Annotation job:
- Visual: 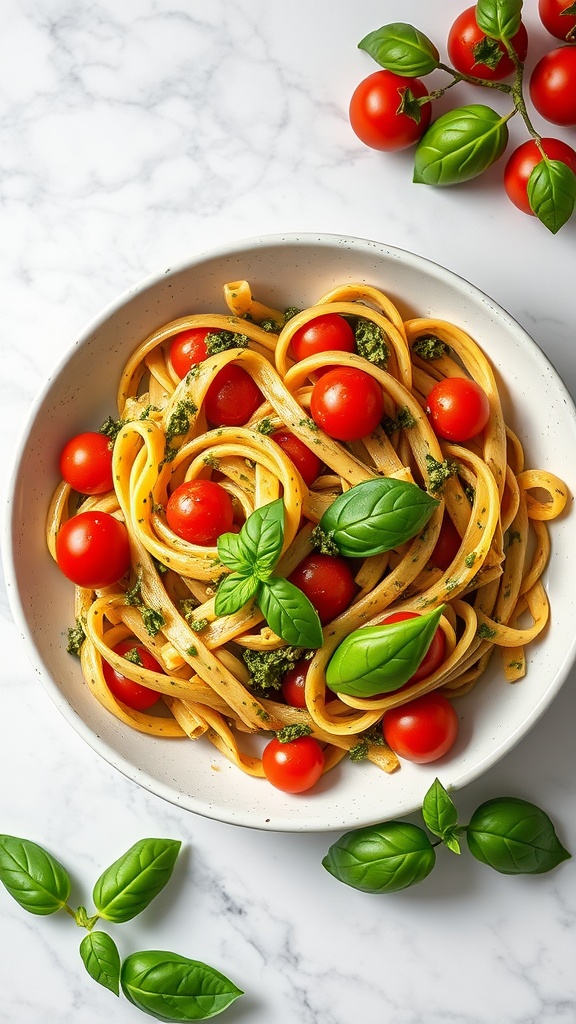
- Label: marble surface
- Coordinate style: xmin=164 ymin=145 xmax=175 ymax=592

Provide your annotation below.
xmin=1 ymin=2 xmax=575 ymax=1022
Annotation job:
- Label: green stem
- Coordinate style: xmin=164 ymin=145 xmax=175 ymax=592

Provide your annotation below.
xmin=436 ymin=61 xmax=514 ymax=95
xmin=502 ymin=37 xmax=545 ymax=155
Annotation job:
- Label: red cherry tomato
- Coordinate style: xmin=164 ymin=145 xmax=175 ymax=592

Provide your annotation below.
xmin=281 ymin=659 xmax=310 ymax=708
xmin=426 ymin=377 xmax=490 ymax=442
xmin=262 ymin=735 xmax=324 ymax=793
xmin=166 ymin=479 xmax=234 ymax=546
xmin=381 ymin=611 xmax=447 ymax=685
xmin=56 ymin=511 xmax=131 ymax=589
xmin=290 ymin=313 xmax=355 ymax=363
xmin=447 ymin=6 xmax=528 ymax=80
xmin=289 ymin=553 xmax=357 ymax=624
xmin=310 ymin=367 xmax=384 ymax=442
xmin=504 ymin=137 xmax=576 ymax=214
xmin=382 ymin=691 xmax=459 ymax=763
xmin=169 ymin=327 xmax=212 ymax=378
xmin=271 ymin=431 xmax=322 ymax=487
xmin=529 ymin=47 xmax=576 ymax=126
xmin=429 ymin=515 xmax=462 ymax=571
xmin=538 ymin=0 xmax=576 ymax=42
xmin=204 ymin=364 xmax=263 ymax=426
xmin=59 ymin=432 xmax=114 ymax=495
xmin=349 ymin=70 xmax=432 ymax=151
xmin=103 ymin=638 xmax=163 ymax=710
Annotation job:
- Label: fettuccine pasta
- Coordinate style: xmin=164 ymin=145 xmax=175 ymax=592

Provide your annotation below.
xmin=47 ymin=279 xmax=569 ymax=782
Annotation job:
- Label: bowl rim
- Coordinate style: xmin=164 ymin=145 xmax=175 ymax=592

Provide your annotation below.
xmin=3 ymin=231 xmax=576 ymax=831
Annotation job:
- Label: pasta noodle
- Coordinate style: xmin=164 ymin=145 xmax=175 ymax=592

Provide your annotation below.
xmin=47 ymin=279 xmax=569 ymax=782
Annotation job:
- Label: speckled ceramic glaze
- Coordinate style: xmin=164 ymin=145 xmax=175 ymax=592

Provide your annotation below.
xmin=5 ymin=234 xmax=576 ymax=831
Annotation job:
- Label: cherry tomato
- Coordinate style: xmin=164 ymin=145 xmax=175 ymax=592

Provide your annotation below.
xmin=349 ymin=70 xmax=432 ymax=151
xmin=447 ymin=6 xmax=528 ymax=80
xmin=204 ymin=364 xmax=263 ymax=426
xmin=429 ymin=515 xmax=462 ymax=571
xmin=281 ymin=659 xmax=310 ymax=708
xmin=529 ymin=47 xmax=576 ymax=126
xmin=166 ymin=479 xmax=234 ymax=545
xmin=382 ymin=691 xmax=459 ymax=764
xmin=103 ymin=638 xmax=163 ymax=710
xmin=426 ymin=377 xmax=490 ymax=442
xmin=59 ymin=431 xmax=113 ymax=495
xmin=310 ymin=367 xmax=384 ymax=442
xmin=169 ymin=327 xmax=212 ymax=378
xmin=381 ymin=611 xmax=447 ymax=685
xmin=262 ymin=735 xmax=324 ymax=793
xmin=504 ymin=137 xmax=576 ymax=214
xmin=289 ymin=553 xmax=356 ymax=624
xmin=290 ymin=313 xmax=355 ymax=363
xmin=538 ymin=0 xmax=576 ymax=42
xmin=272 ymin=431 xmax=322 ymax=487
xmin=56 ymin=511 xmax=131 ymax=589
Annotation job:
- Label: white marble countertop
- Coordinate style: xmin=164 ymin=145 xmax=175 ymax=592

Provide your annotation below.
xmin=1 ymin=2 xmax=575 ymax=1022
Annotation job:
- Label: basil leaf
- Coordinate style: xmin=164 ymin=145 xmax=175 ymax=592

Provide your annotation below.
xmin=422 ymin=778 xmax=460 ymax=850
xmin=326 ymin=605 xmax=444 ymax=697
xmin=413 ymin=105 xmax=509 ymax=185
xmin=0 ymin=835 xmax=70 ymax=916
xmin=317 ymin=477 xmax=438 ymax=558
xmin=323 ymin=821 xmax=436 ymax=893
xmin=475 ymin=0 xmax=523 ymax=41
xmin=121 ymin=950 xmax=243 ymax=1021
xmin=238 ymin=498 xmax=285 ymax=578
xmin=358 ymin=23 xmax=439 ymax=77
xmin=216 ymin=531 xmax=253 ymax=574
xmin=527 ymin=158 xmax=576 ymax=234
xmin=258 ymin=577 xmax=323 ymax=649
xmin=80 ymin=931 xmax=121 ymax=996
xmin=466 ymin=797 xmax=571 ymax=874
xmin=93 ymin=838 xmax=181 ymax=923
xmin=213 ymin=572 xmax=260 ymax=617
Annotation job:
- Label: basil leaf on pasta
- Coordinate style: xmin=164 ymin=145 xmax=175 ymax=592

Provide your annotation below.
xmin=258 ymin=577 xmax=323 ymax=649
xmin=315 ymin=477 xmax=438 ymax=558
xmin=326 ymin=605 xmax=444 ymax=697
xmin=214 ymin=573 xmax=260 ymax=617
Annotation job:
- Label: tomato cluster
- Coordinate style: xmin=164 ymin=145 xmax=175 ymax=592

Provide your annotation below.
xmin=350 ymin=3 xmax=576 ymax=231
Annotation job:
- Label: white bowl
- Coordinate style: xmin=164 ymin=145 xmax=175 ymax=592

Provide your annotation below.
xmin=4 ymin=233 xmax=576 ymax=832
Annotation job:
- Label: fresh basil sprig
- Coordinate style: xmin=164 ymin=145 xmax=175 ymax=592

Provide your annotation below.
xmin=0 ymin=835 xmax=243 ymax=1021
xmin=215 ymin=499 xmax=323 ymax=648
xmin=414 ymin=105 xmax=510 ymax=186
xmin=326 ymin=605 xmax=444 ymax=697
xmin=322 ymin=779 xmax=570 ymax=893
xmin=312 ymin=477 xmax=438 ymax=558
xmin=121 ymin=951 xmax=243 ymax=1021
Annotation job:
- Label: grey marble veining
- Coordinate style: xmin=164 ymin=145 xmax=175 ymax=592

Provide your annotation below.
xmin=1 ymin=2 xmax=575 ymax=1022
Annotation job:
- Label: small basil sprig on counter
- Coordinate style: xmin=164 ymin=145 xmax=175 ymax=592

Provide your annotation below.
xmin=0 ymin=835 xmax=242 ymax=1021
xmin=325 ymin=605 xmax=444 ymax=697
xmin=322 ymin=779 xmax=570 ymax=894
xmin=311 ymin=477 xmax=438 ymax=558
xmin=215 ymin=499 xmax=323 ymax=648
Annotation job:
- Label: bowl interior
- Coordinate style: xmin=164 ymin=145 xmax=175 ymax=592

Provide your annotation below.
xmin=5 ymin=233 xmax=576 ymax=831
